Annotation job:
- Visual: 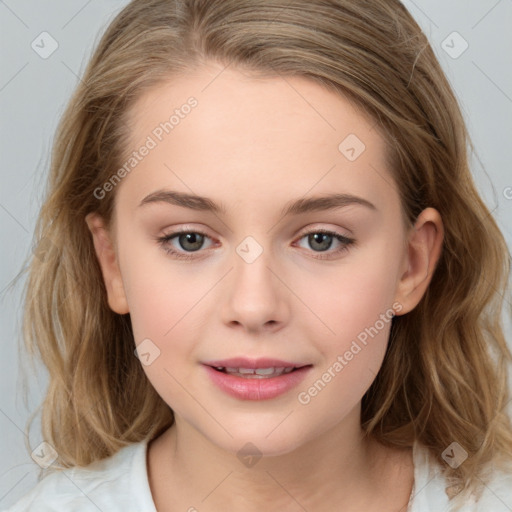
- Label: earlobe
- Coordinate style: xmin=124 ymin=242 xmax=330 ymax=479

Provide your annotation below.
xmin=394 ymin=207 xmax=444 ymax=315
xmin=85 ymin=212 xmax=129 ymax=315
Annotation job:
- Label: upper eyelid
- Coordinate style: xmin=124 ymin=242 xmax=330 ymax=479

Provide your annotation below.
xmin=162 ymin=223 xmax=352 ymax=238
xmin=296 ymin=225 xmax=353 ymax=238
xmin=161 ymin=228 xmax=351 ymax=242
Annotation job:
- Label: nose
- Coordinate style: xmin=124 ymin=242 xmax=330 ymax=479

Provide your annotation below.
xmin=220 ymin=243 xmax=290 ymax=334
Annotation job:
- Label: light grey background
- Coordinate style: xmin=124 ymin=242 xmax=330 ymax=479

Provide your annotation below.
xmin=1 ymin=0 xmax=511 ymax=507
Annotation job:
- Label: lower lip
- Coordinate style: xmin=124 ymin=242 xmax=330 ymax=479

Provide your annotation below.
xmin=203 ymin=365 xmax=312 ymax=400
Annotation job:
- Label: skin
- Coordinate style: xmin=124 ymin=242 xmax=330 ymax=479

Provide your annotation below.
xmin=86 ymin=62 xmax=444 ymax=511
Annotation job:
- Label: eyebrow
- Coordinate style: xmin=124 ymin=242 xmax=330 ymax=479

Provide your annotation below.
xmin=138 ymin=189 xmax=377 ymax=216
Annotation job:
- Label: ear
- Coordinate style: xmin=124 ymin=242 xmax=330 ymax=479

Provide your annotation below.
xmin=394 ymin=207 xmax=444 ymax=315
xmin=85 ymin=212 xmax=129 ymax=314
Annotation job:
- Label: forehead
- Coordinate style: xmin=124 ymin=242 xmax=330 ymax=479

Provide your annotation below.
xmin=118 ymin=63 xmax=396 ymax=213
xmin=127 ymin=63 xmax=380 ymax=150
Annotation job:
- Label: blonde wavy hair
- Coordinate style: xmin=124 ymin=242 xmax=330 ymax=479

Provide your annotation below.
xmin=17 ymin=0 xmax=512 ymax=506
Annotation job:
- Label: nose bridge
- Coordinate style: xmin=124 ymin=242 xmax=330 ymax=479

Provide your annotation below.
xmin=232 ymin=234 xmax=277 ymax=296
xmin=220 ymin=233 xmax=288 ymax=331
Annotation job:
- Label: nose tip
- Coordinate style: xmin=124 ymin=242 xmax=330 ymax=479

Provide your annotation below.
xmin=221 ymin=248 xmax=288 ymax=333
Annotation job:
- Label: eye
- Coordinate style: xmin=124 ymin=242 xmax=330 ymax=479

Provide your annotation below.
xmin=157 ymin=229 xmax=215 ymax=260
xmin=294 ymin=229 xmax=355 ymax=259
xmin=156 ymin=227 xmax=355 ymax=261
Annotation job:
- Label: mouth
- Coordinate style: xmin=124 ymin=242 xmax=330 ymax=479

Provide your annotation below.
xmin=209 ymin=365 xmax=309 ymax=378
xmin=202 ymin=358 xmax=313 ymax=400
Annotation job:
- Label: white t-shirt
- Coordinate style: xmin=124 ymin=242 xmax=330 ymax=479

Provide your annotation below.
xmin=3 ymin=439 xmax=511 ymax=511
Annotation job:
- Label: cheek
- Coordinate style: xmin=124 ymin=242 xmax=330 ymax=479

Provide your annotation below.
xmin=296 ymin=265 xmax=395 ymax=419
xmin=123 ymin=259 xmax=206 ymax=408
xmin=119 ymin=254 xmax=226 ymax=425
xmin=301 ymin=241 xmax=402 ymax=350
xmin=292 ymin=236 xmax=401 ymax=410
xmin=119 ymin=238 xmax=210 ymax=342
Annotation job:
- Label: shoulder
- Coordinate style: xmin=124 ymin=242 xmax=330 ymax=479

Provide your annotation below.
xmin=410 ymin=441 xmax=512 ymax=512
xmin=468 ymin=466 xmax=512 ymax=511
xmin=2 ymin=440 xmax=157 ymax=512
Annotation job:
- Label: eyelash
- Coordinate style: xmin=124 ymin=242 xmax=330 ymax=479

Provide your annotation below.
xmin=156 ymin=228 xmax=355 ymax=261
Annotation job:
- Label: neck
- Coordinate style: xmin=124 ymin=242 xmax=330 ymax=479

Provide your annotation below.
xmin=147 ymin=404 xmax=413 ymax=511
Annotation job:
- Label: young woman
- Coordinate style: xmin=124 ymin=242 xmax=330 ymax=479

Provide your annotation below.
xmin=6 ymin=1 xmax=512 ymax=510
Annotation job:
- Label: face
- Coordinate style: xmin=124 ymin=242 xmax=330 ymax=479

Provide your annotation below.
xmin=87 ymin=62 xmax=442 ymax=457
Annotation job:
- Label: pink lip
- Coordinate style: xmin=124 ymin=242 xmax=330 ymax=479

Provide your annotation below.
xmin=202 ymin=359 xmax=312 ymax=401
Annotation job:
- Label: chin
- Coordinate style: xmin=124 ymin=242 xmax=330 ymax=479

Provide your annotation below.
xmin=202 ymin=419 xmax=311 ymax=460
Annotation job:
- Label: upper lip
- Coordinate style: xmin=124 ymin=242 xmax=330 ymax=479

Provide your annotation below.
xmin=203 ymin=357 xmax=309 ymax=369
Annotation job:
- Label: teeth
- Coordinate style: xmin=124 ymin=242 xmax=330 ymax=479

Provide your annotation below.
xmin=216 ymin=366 xmax=295 ymax=377
xmin=238 ymin=368 xmax=255 ymax=374
xmin=255 ymin=367 xmax=279 ymax=375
